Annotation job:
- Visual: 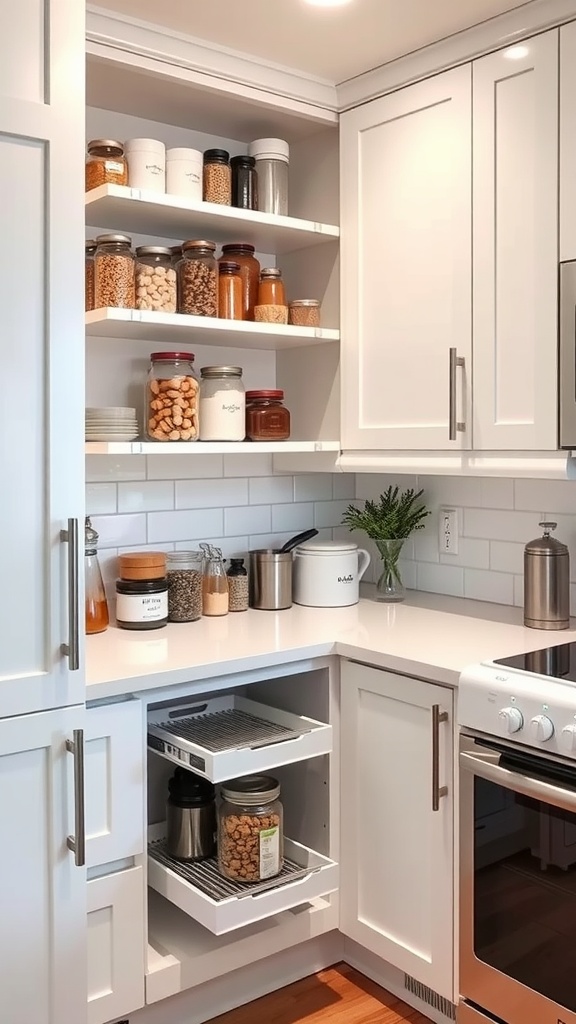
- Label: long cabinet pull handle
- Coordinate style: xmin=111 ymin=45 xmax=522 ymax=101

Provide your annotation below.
xmin=66 ymin=729 xmax=86 ymax=867
xmin=60 ymin=518 xmax=80 ymax=671
xmin=448 ymin=348 xmax=465 ymax=441
xmin=432 ymin=704 xmax=449 ymax=812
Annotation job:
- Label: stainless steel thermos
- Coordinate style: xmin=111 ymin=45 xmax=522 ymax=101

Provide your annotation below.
xmin=166 ymin=767 xmax=216 ymax=861
xmin=524 ymin=521 xmax=570 ymax=630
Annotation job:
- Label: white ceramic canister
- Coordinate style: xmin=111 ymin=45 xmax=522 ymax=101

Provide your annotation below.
xmin=166 ymin=147 xmax=203 ymax=201
xmin=125 ymin=138 xmax=166 ymax=193
xmin=199 ymin=366 xmax=245 ymax=441
xmin=293 ymin=541 xmax=371 ymax=608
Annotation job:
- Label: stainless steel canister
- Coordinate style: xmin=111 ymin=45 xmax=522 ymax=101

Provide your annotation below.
xmin=166 ymin=768 xmax=216 ymax=862
xmin=249 ymin=550 xmax=292 ymax=610
xmin=524 ymin=521 xmax=570 ymax=630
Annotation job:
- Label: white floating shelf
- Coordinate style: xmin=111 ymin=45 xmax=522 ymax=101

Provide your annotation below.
xmin=85 ymin=184 xmax=339 ymax=254
xmin=85 ymin=440 xmax=340 ymax=455
xmin=86 ymin=308 xmax=339 ymax=351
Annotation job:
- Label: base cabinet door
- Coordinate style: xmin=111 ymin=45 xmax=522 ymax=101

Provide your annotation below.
xmin=340 ymin=662 xmax=454 ymax=1001
xmin=87 ymin=866 xmax=146 ymax=1024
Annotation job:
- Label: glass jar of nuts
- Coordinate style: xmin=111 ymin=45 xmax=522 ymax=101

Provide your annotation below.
xmin=94 ymin=233 xmax=135 ymax=309
xmin=218 ymin=775 xmax=283 ymax=881
xmin=203 ymin=148 xmax=231 ymax=205
xmin=177 ymin=240 xmax=218 ymax=317
xmin=135 ymin=246 xmax=177 ymax=313
xmin=146 ymin=351 xmax=199 ymax=442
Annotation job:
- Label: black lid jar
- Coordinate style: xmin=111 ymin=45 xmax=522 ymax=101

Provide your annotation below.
xmin=203 ymin=148 xmax=231 ymax=205
xmin=115 ymin=578 xmax=168 ymax=630
xmin=231 ymin=154 xmax=258 ymax=211
xmin=166 ymin=768 xmax=216 ymax=862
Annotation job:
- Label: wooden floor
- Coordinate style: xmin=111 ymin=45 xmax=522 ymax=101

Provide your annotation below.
xmin=206 ymin=964 xmax=432 ymax=1024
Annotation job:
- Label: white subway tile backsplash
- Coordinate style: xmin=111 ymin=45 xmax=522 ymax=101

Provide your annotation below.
xmin=86 ymin=455 xmax=146 ymax=483
xmin=314 ymin=500 xmax=351 ymax=530
xmin=175 ymin=536 xmax=248 ymax=559
xmin=490 ymin=541 xmax=525 ymax=575
xmin=176 ymin=477 xmax=248 ymax=510
xmin=417 ymin=562 xmax=464 ymax=598
xmin=294 ymin=474 xmax=333 ymax=502
xmin=540 ymin=514 xmax=576 ymax=582
xmin=356 ymin=475 xmax=418 ymax=501
xmin=118 ymin=481 xmax=174 ymax=513
xmin=226 ymin=504 xmax=271 ymax=537
xmin=514 ymin=575 xmax=524 ymax=608
xmin=463 ymin=508 xmax=536 ymax=543
xmin=148 ymin=509 xmax=224 ymax=543
xmin=91 ymin=513 xmax=147 ymax=548
xmin=440 ymin=538 xmax=490 ymax=570
xmin=515 ymin=478 xmax=576 ymax=514
xmin=464 ymin=569 xmax=515 ymax=606
xmin=333 ymin=474 xmax=356 ymax=500
xmin=147 ymin=454 xmax=223 ymax=480
xmin=224 ymin=454 xmax=273 ymax=477
xmin=420 ymin=475 xmax=514 ymax=510
xmin=272 ymin=503 xmax=314 ymax=533
xmin=413 ymin=521 xmax=440 ymax=564
xmin=86 ymin=482 xmax=117 ymax=515
xmin=249 ymin=476 xmax=293 ymax=505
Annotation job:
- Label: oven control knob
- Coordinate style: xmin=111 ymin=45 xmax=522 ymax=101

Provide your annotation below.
xmin=498 ymin=707 xmax=524 ymax=733
xmin=530 ymin=715 xmax=554 ymax=741
xmin=561 ymin=725 xmax=576 ymax=752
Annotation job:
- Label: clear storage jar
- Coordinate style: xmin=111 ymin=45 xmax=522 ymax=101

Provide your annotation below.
xmin=218 ymin=775 xmax=283 ymax=881
xmin=135 ymin=246 xmax=177 ymax=312
xmin=203 ymin=149 xmax=231 ymax=205
xmin=199 ymin=366 xmax=245 ymax=442
xmin=245 ymin=390 xmax=290 ymax=441
xmin=218 ymin=261 xmax=243 ymax=321
xmin=248 ymin=138 xmax=289 ymax=216
xmin=146 ymin=351 xmax=199 ymax=442
xmin=167 ymin=551 xmax=203 ymax=622
xmin=85 ymin=139 xmax=128 ymax=192
xmin=177 ymin=240 xmax=218 ymax=317
xmin=219 ymin=244 xmax=260 ymax=320
xmin=125 ymin=138 xmax=166 ymax=193
xmin=94 ymin=234 xmax=135 ymax=309
xmin=255 ymin=267 xmax=288 ymax=324
xmin=289 ymin=299 xmax=321 ymax=328
xmin=85 ymin=239 xmax=96 ymax=311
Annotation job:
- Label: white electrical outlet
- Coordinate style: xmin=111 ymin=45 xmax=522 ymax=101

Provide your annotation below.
xmin=439 ymin=507 xmax=459 ymax=555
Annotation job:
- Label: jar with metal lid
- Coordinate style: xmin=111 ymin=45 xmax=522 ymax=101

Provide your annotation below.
xmin=167 ymin=551 xmax=203 ymax=622
xmin=219 ymin=244 xmax=260 ymax=320
xmin=85 ymin=517 xmax=109 ymax=634
xmin=289 ymin=299 xmax=321 ymax=328
xmin=524 ymin=522 xmax=570 ymax=630
xmin=85 ymin=139 xmax=128 ymax=192
xmin=135 ymin=246 xmax=177 ymax=313
xmin=203 ymin=148 xmax=231 ymax=205
xmin=146 ymin=351 xmax=199 ymax=442
xmin=116 ymin=552 xmax=168 ymax=630
xmin=218 ymin=775 xmax=283 ymax=881
xmin=231 ymin=154 xmax=258 ymax=210
xmin=177 ymin=240 xmax=218 ymax=317
xmin=94 ymin=233 xmax=135 ymax=309
xmin=255 ymin=267 xmax=288 ymax=324
xmin=248 ymin=138 xmax=289 ymax=216
xmin=85 ymin=239 xmax=96 ymax=311
xmin=218 ymin=261 xmax=243 ymax=321
xmin=246 ymin=390 xmax=290 ymax=441
xmin=199 ymin=366 xmax=245 ymax=442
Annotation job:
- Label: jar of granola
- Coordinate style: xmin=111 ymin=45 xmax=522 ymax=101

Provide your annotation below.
xmin=85 ymin=139 xmax=128 ymax=192
xmin=94 ymin=234 xmax=135 ymax=309
xmin=177 ymin=241 xmax=218 ymax=317
xmin=218 ymin=776 xmax=283 ymax=881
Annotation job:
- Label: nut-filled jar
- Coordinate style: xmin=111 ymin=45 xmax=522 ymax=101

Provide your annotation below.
xmin=203 ymin=148 xmax=231 ymax=205
xmin=289 ymin=299 xmax=321 ymax=328
xmin=85 ymin=139 xmax=128 ymax=192
xmin=116 ymin=552 xmax=168 ymax=631
xmin=246 ymin=390 xmax=291 ymax=441
xmin=218 ymin=261 xmax=243 ymax=320
xmin=85 ymin=239 xmax=96 ymax=311
xmin=135 ymin=246 xmax=177 ymax=312
xmin=177 ymin=240 xmax=218 ymax=317
xmin=167 ymin=551 xmax=203 ymax=622
xmin=219 ymin=244 xmax=260 ymax=320
xmin=231 ymin=154 xmax=258 ymax=210
xmin=94 ymin=233 xmax=135 ymax=309
xmin=146 ymin=351 xmax=199 ymax=442
xmin=218 ymin=775 xmax=283 ymax=881
xmin=199 ymin=366 xmax=245 ymax=442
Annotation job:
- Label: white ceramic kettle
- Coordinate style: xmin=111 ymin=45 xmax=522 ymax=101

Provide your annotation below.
xmin=293 ymin=540 xmax=371 ymax=608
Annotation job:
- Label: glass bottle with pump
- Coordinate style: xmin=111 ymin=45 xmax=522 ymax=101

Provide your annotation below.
xmin=85 ymin=516 xmax=109 ymax=634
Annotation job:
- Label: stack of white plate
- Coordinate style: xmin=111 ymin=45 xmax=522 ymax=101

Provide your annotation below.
xmin=85 ymin=407 xmax=139 ymax=442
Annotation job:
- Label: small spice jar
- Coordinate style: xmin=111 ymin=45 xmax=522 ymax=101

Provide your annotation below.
xmin=227 ymin=558 xmax=249 ymax=612
xmin=85 ymin=139 xmax=128 ymax=192
xmin=94 ymin=234 xmax=135 ymax=309
xmin=199 ymin=366 xmax=245 ymax=442
xmin=218 ymin=261 xmax=243 ymax=320
xmin=246 ymin=389 xmax=291 ymax=441
xmin=231 ymin=154 xmax=258 ymax=210
xmin=85 ymin=239 xmax=96 ymax=311
xmin=203 ymin=149 xmax=231 ymax=205
xmin=218 ymin=775 xmax=283 ymax=881
xmin=116 ymin=552 xmax=168 ymax=631
xmin=167 ymin=551 xmax=203 ymax=622
xmin=135 ymin=246 xmax=177 ymax=313
xmin=177 ymin=240 xmax=218 ymax=317
xmin=289 ymin=299 xmax=321 ymax=328
xmin=146 ymin=351 xmax=199 ymax=442
xmin=219 ymin=244 xmax=260 ymax=320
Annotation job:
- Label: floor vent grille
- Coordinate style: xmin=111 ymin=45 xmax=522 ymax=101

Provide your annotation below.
xmin=404 ymin=975 xmax=456 ymax=1020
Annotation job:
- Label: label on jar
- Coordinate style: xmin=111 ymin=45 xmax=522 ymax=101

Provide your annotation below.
xmin=104 ymin=160 xmax=125 ymax=174
xmin=116 ymin=590 xmax=168 ymax=623
xmin=259 ymin=826 xmax=280 ymax=879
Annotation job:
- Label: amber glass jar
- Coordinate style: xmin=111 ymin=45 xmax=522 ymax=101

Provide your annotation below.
xmin=85 ymin=140 xmax=128 ymax=192
xmin=219 ymin=244 xmax=260 ymax=320
xmin=218 ymin=261 xmax=243 ymax=320
xmin=246 ymin=389 xmax=290 ymax=441
xmin=258 ymin=268 xmax=286 ymax=307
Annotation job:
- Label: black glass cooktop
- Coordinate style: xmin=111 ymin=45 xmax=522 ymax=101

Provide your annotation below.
xmin=495 ymin=642 xmax=576 ymax=680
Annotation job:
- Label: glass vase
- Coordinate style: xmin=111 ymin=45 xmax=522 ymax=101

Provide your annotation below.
xmin=375 ymin=539 xmax=406 ymax=602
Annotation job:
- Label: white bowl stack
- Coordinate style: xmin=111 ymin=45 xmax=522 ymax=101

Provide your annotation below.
xmin=85 ymin=407 xmax=139 ymax=442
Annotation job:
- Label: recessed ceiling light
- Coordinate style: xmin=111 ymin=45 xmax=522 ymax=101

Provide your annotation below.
xmin=503 ymin=44 xmax=530 ymax=60
xmin=303 ymin=0 xmax=355 ymax=7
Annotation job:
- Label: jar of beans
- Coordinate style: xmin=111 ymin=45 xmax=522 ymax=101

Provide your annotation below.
xmin=135 ymin=246 xmax=177 ymax=313
xmin=218 ymin=775 xmax=283 ymax=881
xmin=85 ymin=139 xmax=128 ymax=192
xmin=94 ymin=234 xmax=135 ymax=309
xmin=203 ymin=148 xmax=231 ymax=205
xmin=146 ymin=351 xmax=199 ymax=442
xmin=85 ymin=239 xmax=96 ymax=311
xmin=167 ymin=551 xmax=203 ymax=622
xmin=289 ymin=299 xmax=321 ymax=328
xmin=177 ymin=240 xmax=218 ymax=317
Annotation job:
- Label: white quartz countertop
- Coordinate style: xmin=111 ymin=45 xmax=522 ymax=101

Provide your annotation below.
xmin=86 ymin=590 xmax=576 ymax=700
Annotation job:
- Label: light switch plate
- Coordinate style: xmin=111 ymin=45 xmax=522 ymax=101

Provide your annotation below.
xmin=439 ymin=507 xmax=459 ymax=555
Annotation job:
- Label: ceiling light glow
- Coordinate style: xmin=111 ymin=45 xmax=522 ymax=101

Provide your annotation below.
xmin=504 ymin=44 xmax=530 ymax=60
xmin=303 ymin=0 xmax=355 ymax=7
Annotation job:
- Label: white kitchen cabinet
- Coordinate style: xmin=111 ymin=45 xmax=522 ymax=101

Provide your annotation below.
xmin=87 ymin=866 xmax=146 ymax=1024
xmin=0 ymin=707 xmax=86 ymax=1024
xmin=339 ymin=661 xmax=454 ymax=1001
xmin=0 ymin=0 xmax=85 ymax=718
xmin=473 ymin=30 xmax=558 ymax=451
xmin=340 ymin=66 xmax=472 ymax=451
xmin=560 ymin=22 xmax=576 ymax=262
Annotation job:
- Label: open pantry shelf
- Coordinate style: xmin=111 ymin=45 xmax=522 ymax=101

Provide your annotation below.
xmin=85 ymin=440 xmax=340 ymax=455
xmin=147 ymin=825 xmax=338 ymax=935
xmin=86 ymin=308 xmax=339 ymax=350
xmin=147 ymin=695 xmax=332 ymax=782
xmin=85 ymin=184 xmax=340 ymax=254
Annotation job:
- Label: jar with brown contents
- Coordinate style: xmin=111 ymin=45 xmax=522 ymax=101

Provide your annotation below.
xmin=289 ymin=299 xmax=321 ymax=328
xmin=85 ymin=139 xmax=128 ymax=192
xmin=219 ymin=244 xmax=260 ymax=320
xmin=94 ymin=234 xmax=135 ymax=309
xmin=203 ymin=149 xmax=231 ymax=205
xmin=218 ymin=261 xmax=243 ymax=320
xmin=218 ymin=775 xmax=283 ymax=881
xmin=146 ymin=351 xmax=199 ymax=442
xmin=177 ymin=240 xmax=218 ymax=317
xmin=85 ymin=239 xmax=96 ymax=311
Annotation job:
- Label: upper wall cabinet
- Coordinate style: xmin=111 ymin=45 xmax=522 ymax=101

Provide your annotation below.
xmin=560 ymin=22 xmax=576 ymax=262
xmin=473 ymin=30 xmax=558 ymax=451
xmin=340 ymin=66 xmax=472 ymax=451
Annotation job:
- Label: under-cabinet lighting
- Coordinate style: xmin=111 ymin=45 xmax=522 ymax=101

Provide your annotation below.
xmin=503 ymin=44 xmax=530 ymax=60
xmin=303 ymin=0 xmax=354 ymax=6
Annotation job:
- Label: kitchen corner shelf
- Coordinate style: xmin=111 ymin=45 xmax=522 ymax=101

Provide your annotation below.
xmin=85 ymin=184 xmax=340 ymax=254
xmin=85 ymin=440 xmax=340 ymax=455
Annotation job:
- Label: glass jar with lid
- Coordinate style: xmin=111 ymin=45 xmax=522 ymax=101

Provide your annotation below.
xmin=85 ymin=517 xmax=109 ymax=634
xmin=255 ymin=267 xmax=288 ymax=323
xmin=85 ymin=139 xmax=128 ymax=192
xmin=201 ymin=544 xmax=229 ymax=616
xmin=177 ymin=240 xmax=218 ymax=317
xmin=231 ymin=155 xmax=258 ymax=210
xmin=167 ymin=551 xmax=203 ymax=622
xmin=146 ymin=351 xmax=199 ymax=442
xmin=199 ymin=366 xmax=245 ymax=442
xmin=218 ymin=261 xmax=243 ymax=321
xmin=218 ymin=775 xmax=283 ymax=881
xmin=219 ymin=244 xmax=260 ymax=320
xmin=248 ymin=138 xmax=289 ymax=216
xmin=94 ymin=234 xmax=135 ymax=309
xmin=85 ymin=239 xmax=96 ymax=311
xmin=203 ymin=149 xmax=231 ymax=205
xmin=135 ymin=246 xmax=177 ymax=313
xmin=246 ymin=390 xmax=291 ymax=441
xmin=289 ymin=299 xmax=321 ymax=328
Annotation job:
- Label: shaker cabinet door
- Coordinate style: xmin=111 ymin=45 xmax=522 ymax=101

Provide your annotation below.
xmin=340 ymin=65 xmax=472 ymax=451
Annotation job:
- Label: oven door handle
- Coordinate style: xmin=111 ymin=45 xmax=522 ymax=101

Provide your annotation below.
xmin=460 ymin=749 xmax=576 ymax=815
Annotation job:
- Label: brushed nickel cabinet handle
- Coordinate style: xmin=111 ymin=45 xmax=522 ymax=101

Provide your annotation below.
xmin=448 ymin=348 xmax=465 ymax=441
xmin=432 ymin=704 xmax=449 ymax=811
xmin=66 ymin=729 xmax=85 ymax=867
xmin=60 ymin=518 xmax=80 ymax=671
